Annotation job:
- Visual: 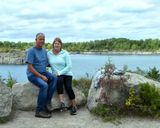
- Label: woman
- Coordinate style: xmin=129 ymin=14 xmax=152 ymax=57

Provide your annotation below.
xmin=47 ymin=37 xmax=77 ymax=115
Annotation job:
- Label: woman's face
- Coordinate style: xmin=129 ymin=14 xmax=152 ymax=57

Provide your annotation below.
xmin=53 ymin=41 xmax=61 ymax=51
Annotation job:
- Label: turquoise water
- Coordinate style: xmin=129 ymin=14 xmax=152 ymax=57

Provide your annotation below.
xmin=0 ymin=54 xmax=160 ymax=82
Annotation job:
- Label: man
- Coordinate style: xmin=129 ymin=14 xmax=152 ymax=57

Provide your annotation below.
xmin=26 ymin=33 xmax=57 ymax=118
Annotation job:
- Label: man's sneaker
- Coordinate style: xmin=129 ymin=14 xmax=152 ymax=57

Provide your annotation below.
xmin=46 ymin=103 xmax=54 ymax=112
xmin=60 ymin=102 xmax=66 ymax=112
xmin=70 ymin=106 xmax=77 ymax=115
xmin=35 ymin=111 xmax=51 ymax=118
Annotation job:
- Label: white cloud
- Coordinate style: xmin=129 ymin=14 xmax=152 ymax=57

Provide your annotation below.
xmin=0 ymin=0 xmax=160 ymax=43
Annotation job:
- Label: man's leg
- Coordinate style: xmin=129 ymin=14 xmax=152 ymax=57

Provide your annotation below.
xmin=42 ymin=72 xmax=57 ymax=105
xmin=28 ymin=76 xmax=48 ymax=112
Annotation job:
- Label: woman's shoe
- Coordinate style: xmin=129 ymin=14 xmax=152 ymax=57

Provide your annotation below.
xmin=70 ymin=106 xmax=77 ymax=115
xmin=60 ymin=102 xmax=66 ymax=112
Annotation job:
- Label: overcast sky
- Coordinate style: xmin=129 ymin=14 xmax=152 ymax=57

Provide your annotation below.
xmin=0 ymin=0 xmax=160 ymax=43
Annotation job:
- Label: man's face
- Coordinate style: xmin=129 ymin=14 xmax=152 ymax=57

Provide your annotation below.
xmin=35 ymin=36 xmax=45 ymax=48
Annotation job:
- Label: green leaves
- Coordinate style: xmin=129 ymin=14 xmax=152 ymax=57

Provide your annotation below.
xmin=6 ymin=72 xmax=16 ymax=88
xmin=147 ymin=67 xmax=160 ymax=80
xmin=0 ymin=72 xmax=16 ymax=88
xmin=125 ymin=83 xmax=160 ymax=117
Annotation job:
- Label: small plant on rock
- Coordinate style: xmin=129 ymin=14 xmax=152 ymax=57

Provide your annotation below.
xmin=6 ymin=72 xmax=16 ymax=88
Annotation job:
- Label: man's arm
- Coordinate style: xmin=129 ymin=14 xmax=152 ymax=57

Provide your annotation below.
xmin=28 ymin=64 xmax=48 ymax=81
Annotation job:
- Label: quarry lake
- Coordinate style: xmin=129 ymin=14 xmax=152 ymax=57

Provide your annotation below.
xmin=0 ymin=54 xmax=160 ymax=82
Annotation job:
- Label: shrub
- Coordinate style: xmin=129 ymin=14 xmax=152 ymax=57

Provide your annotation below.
xmin=72 ymin=77 xmax=91 ymax=97
xmin=102 ymin=58 xmax=116 ymax=78
xmin=91 ymin=104 xmax=121 ymax=123
xmin=125 ymin=87 xmax=137 ymax=108
xmin=147 ymin=67 xmax=160 ymax=81
xmin=0 ymin=117 xmax=10 ymax=124
xmin=125 ymin=83 xmax=160 ymax=117
xmin=139 ymin=83 xmax=160 ymax=113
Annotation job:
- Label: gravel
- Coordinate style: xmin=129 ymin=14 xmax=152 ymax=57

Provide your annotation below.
xmin=1 ymin=107 xmax=160 ymax=128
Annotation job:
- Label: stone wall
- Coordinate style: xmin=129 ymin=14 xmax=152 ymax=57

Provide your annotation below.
xmin=0 ymin=52 xmax=25 ymax=64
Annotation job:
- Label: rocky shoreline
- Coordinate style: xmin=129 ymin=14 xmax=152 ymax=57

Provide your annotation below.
xmin=0 ymin=51 xmax=26 ymax=64
xmin=0 ymin=51 xmax=159 ymax=64
xmin=70 ymin=51 xmax=160 ymax=55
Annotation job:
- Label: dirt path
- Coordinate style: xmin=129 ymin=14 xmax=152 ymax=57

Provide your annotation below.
xmin=1 ymin=107 xmax=160 ymax=128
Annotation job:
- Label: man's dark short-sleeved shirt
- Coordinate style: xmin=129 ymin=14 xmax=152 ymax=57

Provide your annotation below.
xmin=26 ymin=47 xmax=48 ymax=77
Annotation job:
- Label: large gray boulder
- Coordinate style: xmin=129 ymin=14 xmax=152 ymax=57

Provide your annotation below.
xmin=87 ymin=71 xmax=160 ymax=110
xmin=12 ymin=82 xmax=86 ymax=110
xmin=0 ymin=82 xmax=13 ymax=118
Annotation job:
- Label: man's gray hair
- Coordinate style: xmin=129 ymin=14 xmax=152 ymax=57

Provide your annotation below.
xmin=36 ymin=32 xmax=45 ymax=39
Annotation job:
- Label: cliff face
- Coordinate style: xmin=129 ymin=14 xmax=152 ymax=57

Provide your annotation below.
xmin=0 ymin=52 xmax=26 ymax=64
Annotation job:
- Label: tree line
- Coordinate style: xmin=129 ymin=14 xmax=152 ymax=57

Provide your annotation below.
xmin=0 ymin=38 xmax=160 ymax=52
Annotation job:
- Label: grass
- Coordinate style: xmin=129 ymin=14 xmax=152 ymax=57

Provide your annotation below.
xmin=0 ymin=72 xmax=17 ymax=88
xmin=72 ymin=77 xmax=92 ymax=97
xmin=0 ymin=117 xmax=10 ymax=124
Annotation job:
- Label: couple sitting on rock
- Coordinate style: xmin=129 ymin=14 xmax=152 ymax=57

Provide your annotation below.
xmin=26 ymin=33 xmax=77 ymax=118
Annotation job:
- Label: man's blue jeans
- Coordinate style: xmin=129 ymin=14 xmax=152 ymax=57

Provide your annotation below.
xmin=28 ymin=72 xmax=57 ymax=112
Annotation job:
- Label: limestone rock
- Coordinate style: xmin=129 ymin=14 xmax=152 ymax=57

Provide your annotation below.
xmin=0 ymin=82 xmax=13 ymax=118
xmin=87 ymin=71 xmax=160 ymax=110
xmin=12 ymin=82 xmax=86 ymax=110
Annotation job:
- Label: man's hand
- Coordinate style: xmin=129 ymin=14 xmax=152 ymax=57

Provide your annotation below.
xmin=40 ymin=75 xmax=48 ymax=81
xmin=28 ymin=64 xmax=48 ymax=82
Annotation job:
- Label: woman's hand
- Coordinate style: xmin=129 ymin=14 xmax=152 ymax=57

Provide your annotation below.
xmin=56 ymin=72 xmax=61 ymax=76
